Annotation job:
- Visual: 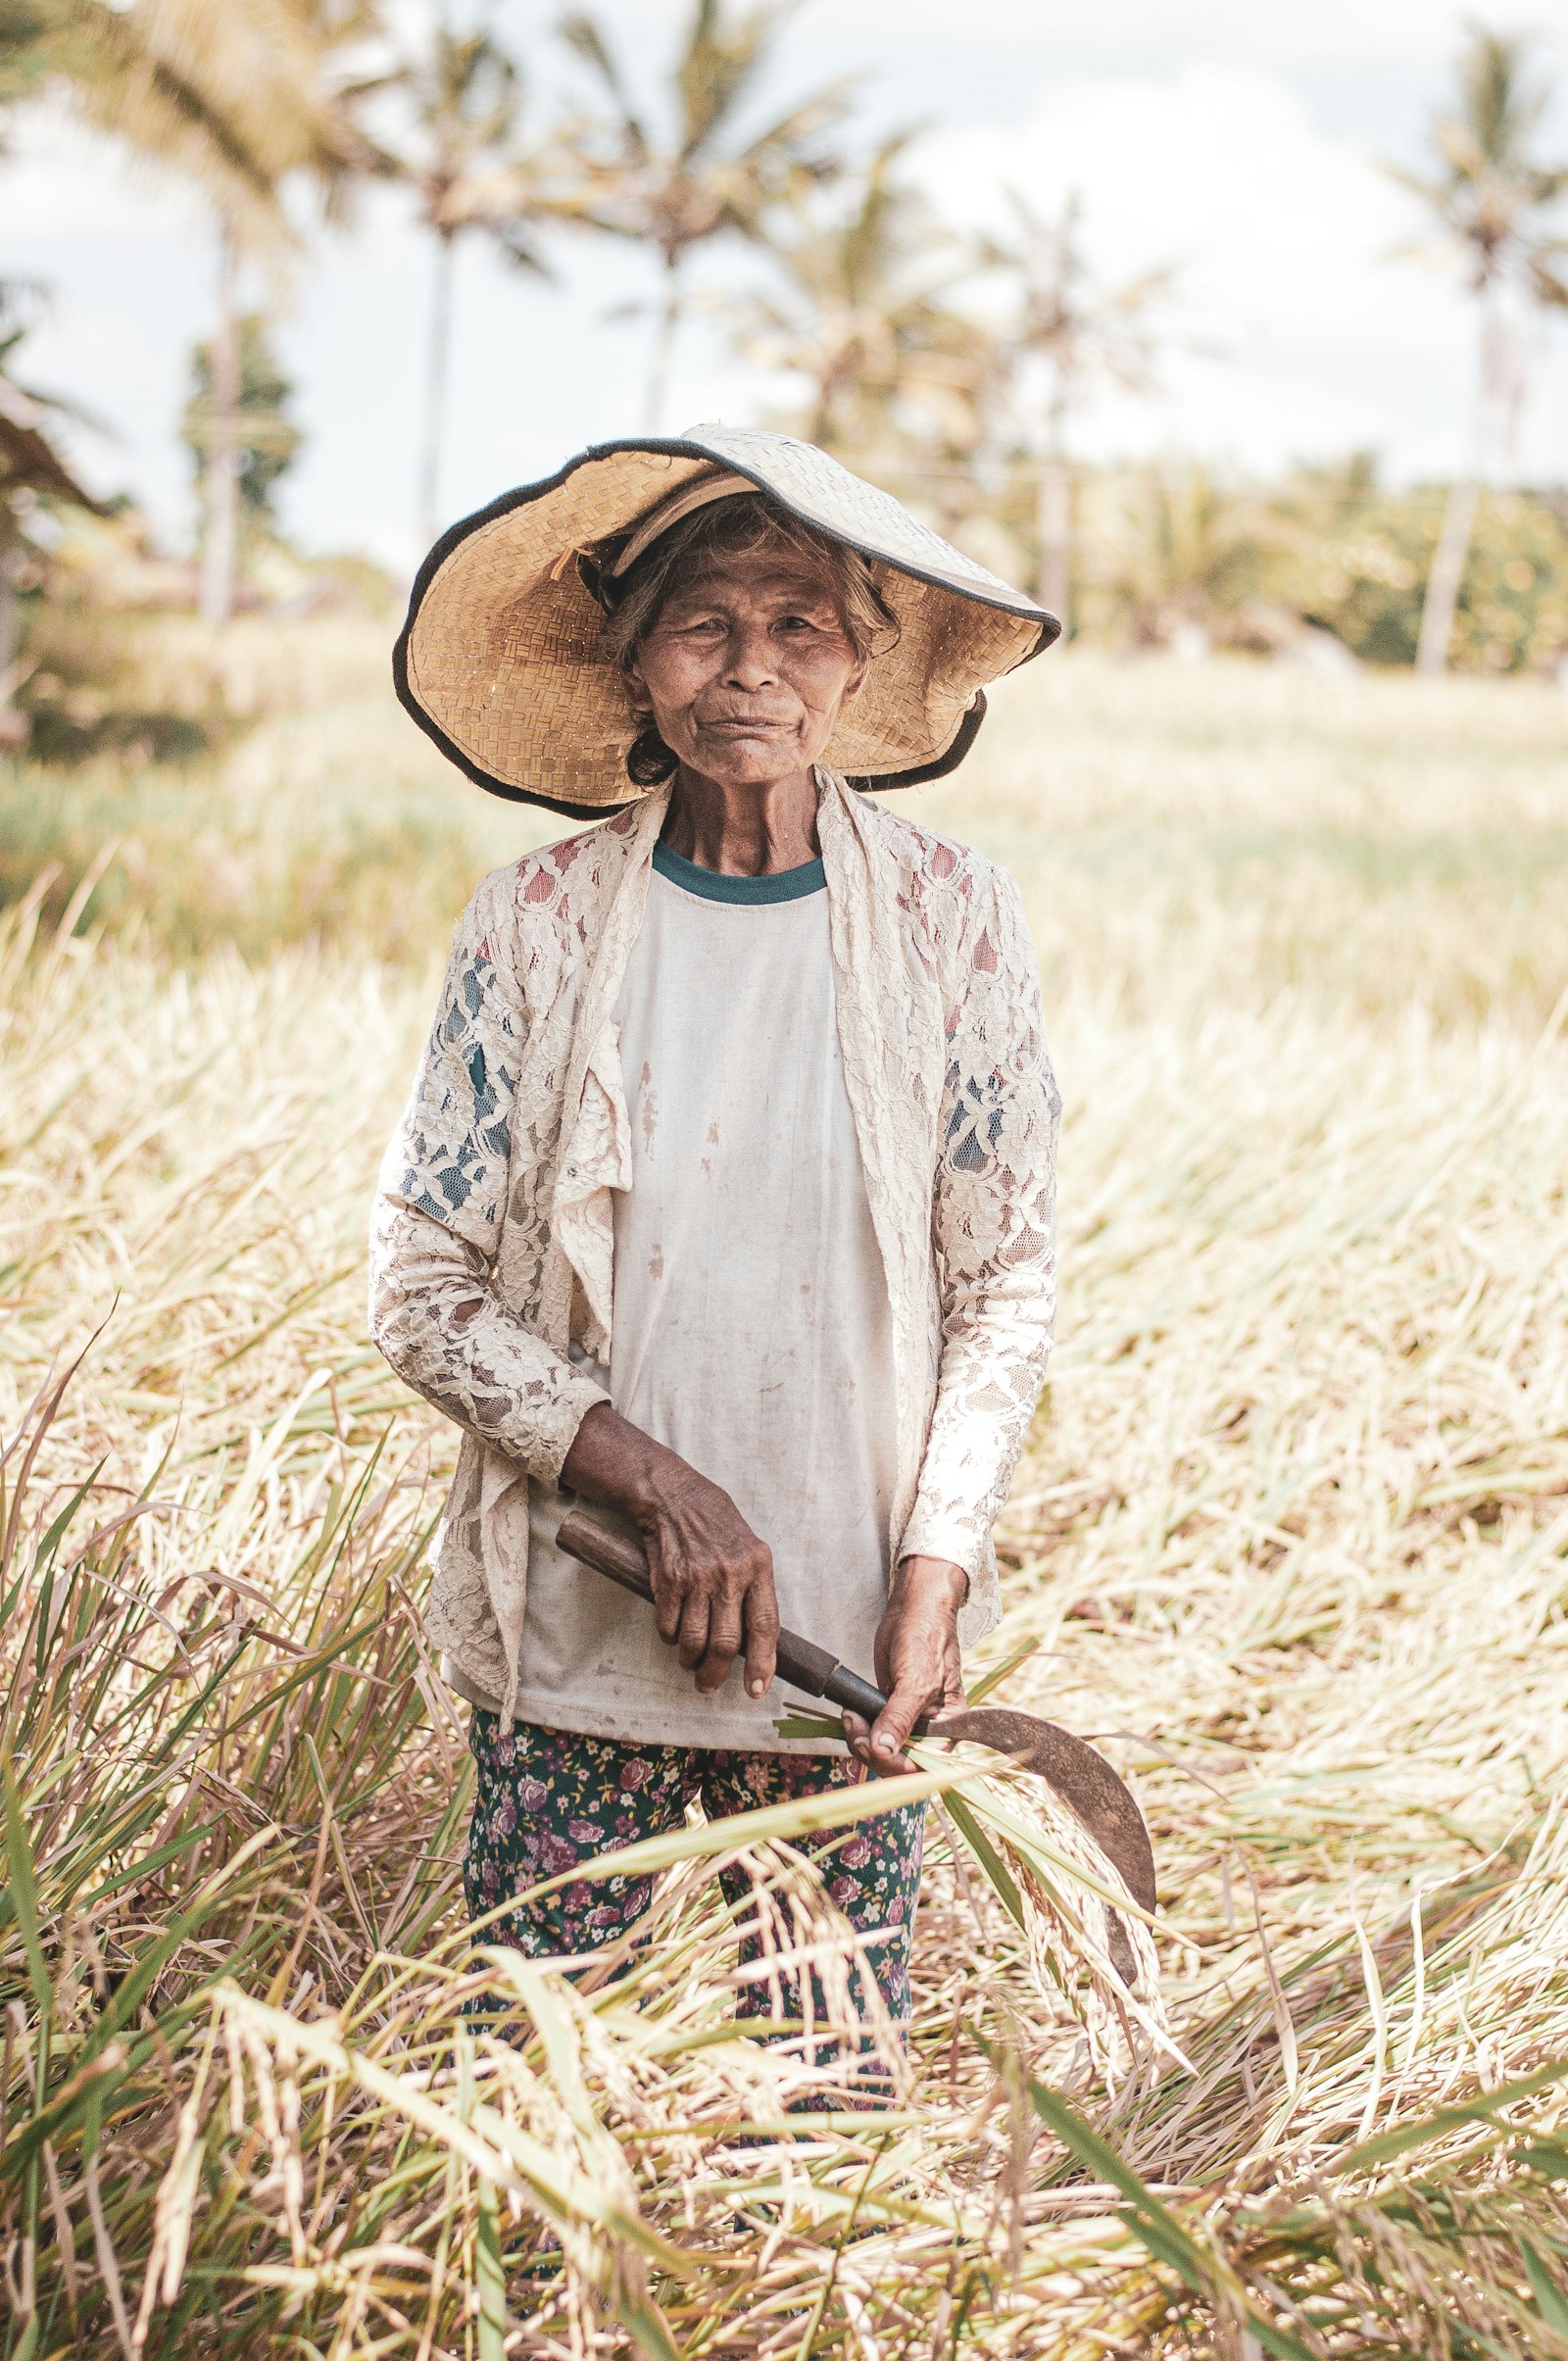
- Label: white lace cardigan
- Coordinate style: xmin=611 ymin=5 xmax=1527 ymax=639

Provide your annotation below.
xmin=368 ymin=770 xmax=1060 ymax=1726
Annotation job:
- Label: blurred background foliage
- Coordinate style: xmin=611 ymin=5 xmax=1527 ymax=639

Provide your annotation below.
xmin=180 ymin=312 xmax=303 ymax=546
xmin=0 ymin=6 xmax=1564 ymax=841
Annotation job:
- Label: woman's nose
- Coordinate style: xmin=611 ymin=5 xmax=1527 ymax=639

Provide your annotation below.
xmin=723 ymin=624 xmax=777 ymax=688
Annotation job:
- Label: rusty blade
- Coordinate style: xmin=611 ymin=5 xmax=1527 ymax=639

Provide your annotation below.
xmin=925 ymin=1705 xmax=1155 ymax=1984
xmin=554 ymin=1506 xmax=1157 ymax=1980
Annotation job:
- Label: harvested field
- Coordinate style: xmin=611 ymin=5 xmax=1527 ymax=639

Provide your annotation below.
xmin=3 ymin=644 xmax=1567 ymax=2356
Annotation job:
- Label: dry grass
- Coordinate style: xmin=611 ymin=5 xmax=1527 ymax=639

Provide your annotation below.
xmin=0 ymin=616 xmax=546 ymax=962
xmin=920 ymin=652 xmax=1568 ymax=1031
xmin=2 ymin=645 xmax=1568 ymax=2355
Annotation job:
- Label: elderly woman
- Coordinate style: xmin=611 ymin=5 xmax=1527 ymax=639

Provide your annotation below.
xmin=371 ymin=426 xmax=1061 ymax=2032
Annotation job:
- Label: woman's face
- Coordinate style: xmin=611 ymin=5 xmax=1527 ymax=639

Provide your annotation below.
xmin=624 ymin=552 xmax=865 ymax=790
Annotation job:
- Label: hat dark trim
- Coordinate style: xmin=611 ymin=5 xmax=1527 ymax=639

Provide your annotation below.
xmin=846 ymin=689 xmax=991 ymax=792
xmin=393 ymin=435 xmax=1060 ymax=812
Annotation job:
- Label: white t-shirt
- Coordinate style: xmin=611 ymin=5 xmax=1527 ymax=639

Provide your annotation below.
xmin=502 ymin=837 xmax=900 ymax=1751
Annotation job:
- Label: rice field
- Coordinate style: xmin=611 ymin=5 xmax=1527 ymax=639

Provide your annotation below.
xmin=3 ymin=638 xmax=1567 ymax=2356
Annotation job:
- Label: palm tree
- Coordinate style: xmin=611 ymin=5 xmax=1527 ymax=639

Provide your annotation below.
xmin=388 ymin=13 xmax=559 ymax=550
xmin=0 ymin=281 xmax=106 ymax=745
xmin=735 ymin=133 xmax=987 ymax=467
xmin=982 ymin=188 xmax=1172 ymax=623
xmin=1077 ymin=461 xmax=1284 ymax=652
xmin=1388 ymin=27 xmax=1568 ymax=676
xmin=560 ymin=0 xmax=849 ymax=429
xmin=0 ymin=0 xmax=82 ymax=117
xmin=182 ymin=311 xmax=303 ymax=561
xmin=30 ymin=0 xmax=385 ymax=623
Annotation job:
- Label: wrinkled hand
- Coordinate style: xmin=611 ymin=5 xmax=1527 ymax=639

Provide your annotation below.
xmin=641 ymin=1461 xmax=780 ymax=1697
xmin=560 ymin=1402 xmax=779 ymax=1698
xmin=842 ymin=1556 xmax=967 ymax=1774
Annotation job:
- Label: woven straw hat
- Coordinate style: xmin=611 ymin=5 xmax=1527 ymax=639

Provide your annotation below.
xmin=394 ymin=423 xmax=1060 ymax=817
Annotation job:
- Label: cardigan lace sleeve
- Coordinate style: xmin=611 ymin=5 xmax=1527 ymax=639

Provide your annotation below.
xmin=368 ymin=1201 xmax=607 ymax=1483
xmin=900 ymin=866 xmax=1060 ymax=1581
xmin=368 ymin=880 xmax=607 ymax=1483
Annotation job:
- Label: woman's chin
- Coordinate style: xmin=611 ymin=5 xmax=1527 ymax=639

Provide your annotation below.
xmin=682 ymin=737 xmax=814 ymax=789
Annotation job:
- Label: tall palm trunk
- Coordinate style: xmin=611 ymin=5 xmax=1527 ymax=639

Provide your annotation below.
xmin=0 ymin=527 xmax=22 ymax=750
xmin=645 ymin=252 xmax=682 ymax=431
xmin=1416 ymin=294 xmax=1503 ymax=677
xmin=0 ymin=529 xmax=15 ymax=684
xmin=199 ymin=215 xmax=241 ymax=629
xmin=1415 ymin=477 xmax=1480 ymax=675
xmin=419 ymin=229 xmax=457 ymax=553
xmin=809 ymin=353 xmax=852 ymax=450
xmin=1035 ymin=377 xmax=1072 ymax=624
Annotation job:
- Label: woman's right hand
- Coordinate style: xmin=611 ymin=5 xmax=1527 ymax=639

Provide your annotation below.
xmin=560 ymin=1402 xmax=780 ymax=1699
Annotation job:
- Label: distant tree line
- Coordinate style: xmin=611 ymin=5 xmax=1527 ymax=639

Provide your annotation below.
xmin=0 ymin=3 xmax=1565 ymax=711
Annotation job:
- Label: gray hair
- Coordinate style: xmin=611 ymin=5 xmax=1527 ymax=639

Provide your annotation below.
xmin=596 ymin=490 xmax=901 ymax=677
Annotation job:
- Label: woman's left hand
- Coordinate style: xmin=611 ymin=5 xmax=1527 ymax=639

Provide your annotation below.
xmin=841 ymin=1556 xmax=968 ymax=1774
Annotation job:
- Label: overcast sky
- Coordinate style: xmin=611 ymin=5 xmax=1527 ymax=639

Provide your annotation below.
xmin=8 ymin=0 xmax=1568 ymax=570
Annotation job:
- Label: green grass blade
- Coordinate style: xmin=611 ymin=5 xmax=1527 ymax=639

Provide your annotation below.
xmin=989 ymin=2039 xmax=1320 ymax=2361
xmin=475 ymin=2176 xmax=507 ymax=2361
xmin=942 ymin=1791 xmax=1026 ymax=1929
xmin=1 ymin=1748 xmax=53 ymax=2023
xmin=490 ymin=1765 xmax=962 ymax=1918
xmin=1337 ymin=2058 xmax=1568 ymax=2175
xmin=1519 ymin=2239 xmax=1568 ymax=2340
xmin=964 ymin=1638 xmax=1041 ymax=1704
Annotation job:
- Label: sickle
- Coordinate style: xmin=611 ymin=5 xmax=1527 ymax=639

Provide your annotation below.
xmin=554 ymin=1510 xmax=1155 ymax=1982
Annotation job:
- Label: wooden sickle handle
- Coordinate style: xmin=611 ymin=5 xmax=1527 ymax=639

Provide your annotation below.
xmin=554 ymin=1509 xmax=888 ymax=1722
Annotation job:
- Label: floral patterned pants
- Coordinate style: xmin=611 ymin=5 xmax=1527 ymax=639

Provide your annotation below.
xmin=464 ymin=1713 xmax=926 ymax=2026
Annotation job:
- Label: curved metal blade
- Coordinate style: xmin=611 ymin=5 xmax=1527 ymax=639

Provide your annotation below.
xmin=926 ymin=1705 xmax=1156 ymax=1986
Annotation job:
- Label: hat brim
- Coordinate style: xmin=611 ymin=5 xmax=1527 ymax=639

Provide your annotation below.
xmin=394 ymin=433 xmax=1060 ymax=816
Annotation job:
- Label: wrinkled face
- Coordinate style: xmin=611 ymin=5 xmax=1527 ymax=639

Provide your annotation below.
xmin=624 ymin=554 xmax=866 ymax=789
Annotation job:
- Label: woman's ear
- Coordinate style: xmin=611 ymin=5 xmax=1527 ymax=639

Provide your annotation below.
xmin=841 ymin=661 xmax=869 ymax=703
xmin=622 ymin=653 xmax=654 ymax=715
